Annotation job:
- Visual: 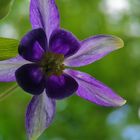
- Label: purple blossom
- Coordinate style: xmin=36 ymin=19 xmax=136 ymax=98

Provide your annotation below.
xmin=0 ymin=0 xmax=126 ymax=139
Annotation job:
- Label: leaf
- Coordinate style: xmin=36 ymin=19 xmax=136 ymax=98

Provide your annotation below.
xmin=0 ymin=0 xmax=13 ymax=20
xmin=0 ymin=37 xmax=19 ymax=60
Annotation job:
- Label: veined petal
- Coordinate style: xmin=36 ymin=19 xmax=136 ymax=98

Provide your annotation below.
xmin=65 ymin=69 xmax=126 ymax=107
xmin=0 ymin=56 xmax=28 ymax=82
xmin=49 ymin=29 xmax=80 ymax=58
xmin=19 ymin=29 xmax=47 ymax=62
xmin=30 ymin=0 xmax=60 ymax=39
xmin=45 ymin=74 xmax=78 ymax=99
xmin=26 ymin=92 xmax=56 ymax=140
xmin=65 ymin=35 xmax=124 ymax=67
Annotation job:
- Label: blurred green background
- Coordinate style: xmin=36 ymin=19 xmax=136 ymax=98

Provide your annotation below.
xmin=0 ymin=0 xmax=140 ymax=140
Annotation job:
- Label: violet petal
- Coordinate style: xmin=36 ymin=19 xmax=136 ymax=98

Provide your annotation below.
xmin=49 ymin=29 xmax=80 ymax=58
xmin=15 ymin=64 xmax=45 ymax=95
xmin=26 ymin=92 xmax=56 ymax=140
xmin=65 ymin=35 xmax=124 ymax=67
xmin=0 ymin=56 xmax=28 ymax=82
xmin=19 ymin=28 xmax=47 ymax=62
xmin=45 ymin=74 xmax=78 ymax=99
xmin=65 ymin=69 xmax=126 ymax=107
xmin=30 ymin=0 xmax=60 ymax=39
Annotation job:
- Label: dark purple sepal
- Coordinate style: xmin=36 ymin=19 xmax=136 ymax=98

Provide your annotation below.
xmin=19 ymin=28 xmax=48 ymax=62
xmin=15 ymin=64 xmax=45 ymax=95
xmin=45 ymin=74 xmax=78 ymax=99
xmin=49 ymin=29 xmax=80 ymax=58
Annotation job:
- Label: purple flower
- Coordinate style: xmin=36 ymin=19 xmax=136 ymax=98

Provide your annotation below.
xmin=0 ymin=0 xmax=126 ymax=139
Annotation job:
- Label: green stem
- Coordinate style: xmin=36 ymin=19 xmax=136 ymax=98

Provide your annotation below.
xmin=0 ymin=83 xmax=18 ymax=101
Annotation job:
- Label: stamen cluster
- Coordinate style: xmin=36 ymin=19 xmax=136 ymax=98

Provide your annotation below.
xmin=39 ymin=52 xmax=65 ymax=76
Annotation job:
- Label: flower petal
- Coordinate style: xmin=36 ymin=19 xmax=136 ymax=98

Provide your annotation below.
xmin=0 ymin=56 xmax=28 ymax=82
xmin=26 ymin=92 xmax=56 ymax=140
xmin=19 ymin=28 xmax=47 ymax=62
xmin=30 ymin=0 xmax=60 ymax=39
xmin=45 ymin=74 xmax=78 ymax=99
xmin=65 ymin=35 xmax=124 ymax=67
xmin=49 ymin=29 xmax=80 ymax=58
xmin=65 ymin=69 xmax=126 ymax=107
xmin=15 ymin=64 xmax=45 ymax=95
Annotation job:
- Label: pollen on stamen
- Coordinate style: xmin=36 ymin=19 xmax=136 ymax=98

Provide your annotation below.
xmin=39 ymin=52 xmax=65 ymax=77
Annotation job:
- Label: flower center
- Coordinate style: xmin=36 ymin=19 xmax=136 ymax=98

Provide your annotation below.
xmin=39 ymin=52 xmax=65 ymax=77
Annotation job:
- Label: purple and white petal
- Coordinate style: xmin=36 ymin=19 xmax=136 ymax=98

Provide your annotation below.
xmin=65 ymin=35 xmax=124 ymax=67
xmin=49 ymin=29 xmax=80 ymax=58
xmin=15 ymin=64 xmax=45 ymax=95
xmin=26 ymin=92 xmax=56 ymax=140
xmin=45 ymin=74 xmax=78 ymax=99
xmin=30 ymin=0 xmax=60 ymax=39
xmin=19 ymin=29 xmax=47 ymax=62
xmin=65 ymin=69 xmax=126 ymax=107
xmin=0 ymin=56 xmax=28 ymax=82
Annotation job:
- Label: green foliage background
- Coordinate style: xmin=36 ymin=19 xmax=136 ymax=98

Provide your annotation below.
xmin=0 ymin=0 xmax=13 ymax=20
xmin=0 ymin=0 xmax=140 ymax=140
